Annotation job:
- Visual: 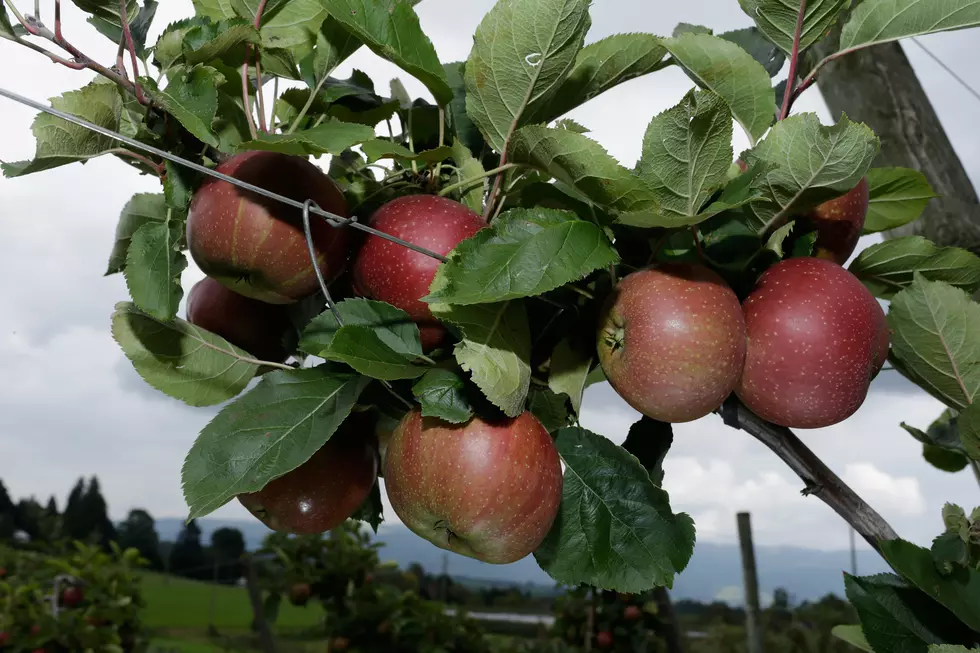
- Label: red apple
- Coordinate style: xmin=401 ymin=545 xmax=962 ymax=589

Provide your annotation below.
xmin=803 ymin=177 xmax=869 ymax=264
xmin=598 ymin=264 xmax=747 ymax=423
xmin=60 ymin=586 xmax=83 ymax=608
xmin=288 ymin=582 xmax=312 ymax=606
xmin=331 ymin=637 xmax=350 ymax=652
xmin=238 ymin=416 xmax=378 ymax=533
xmin=0 ymin=567 xmax=6 ymax=579
xmin=351 ymin=195 xmax=485 ymax=350
xmin=736 ymin=257 xmax=888 ymax=429
xmin=596 ymin=631 xmax=614 ymax=649
xmin=383 ymin=409 xmax=562 ymax=564
xmin=624 ymin=605 xmax=643 ymax=621
xmin=186 ymin=277 xmax=291 ymax=362
xmin=187 ymin=151 xmax=351 ymax=304
xmin=0 ymin=632 xmax=9 ymax=646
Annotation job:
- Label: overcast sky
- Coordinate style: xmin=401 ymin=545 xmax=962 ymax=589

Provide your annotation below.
xmin=1 ymin=0 xmax=978 ymax=557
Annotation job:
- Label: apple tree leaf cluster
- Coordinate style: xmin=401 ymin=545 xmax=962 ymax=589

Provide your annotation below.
xmin=5 ymin=0 xmax=980 ymax=618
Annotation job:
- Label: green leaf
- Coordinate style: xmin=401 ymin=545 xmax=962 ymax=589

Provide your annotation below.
xmin=923 ymin=444 xmax=970 ymax=473
xmin=527 ymin=386 xmax=574 ymax=433
xmin=443 ymin=61 xmax=484 ymax=154
xmin=352 ymin=480 xmax=384 ymax=533
xmin=298 ymin=299 xmax=428 ymax=380
xmin=193 ymin=0 xmax=327 ymax=61
xmin=635 ymin=89 xmax=734 ymax=223
xmin=153 ymin=18 xmax=208 ymax=69
xmin=318 ymin=0 xmax=451 ymax=105
xmin=464 ymin=0 xmax=592 ymax=151
xmin=429 ymin=294 xmax=531 ymax=418
xmin=928 ymin=647 xmax=980 ymax=653
xmin=69 ymin=0 xmax=138 ymax=24
xmin=1 ymin=80 xmax=124 ymax=178
xmin=849 ymin=237 xmax=980 ymax=300
xmin=181 ymin=367 xmax=369 ymax=518
xmin=662 ymin=32 xmax=775 ymax=143
xmin=744 ymin=113 xmax=879 ymax=231
xmin=87 ymin=0 xmax=158 ymax=57
xmin=830 ymin=625 xmax=874 ymax=653
xmin=312 ymin=17 xmax=362 ymax=80
xmin=739 ymin=0 xmax=848 ymax=55
xmin=548 ymin=338 xmax=592 ymax=416
xmin=719 ymin=26 xmax=785 ymax=76
xmin=534 ymin=427 xmax=695 ymax=592
xmin=765 ymin=220 xmax=796 ymax=259
xmin=958 ymin=402 xmax=980 ymax=461
xmin=111 ymin=301 xmax=259 ymax=407
xmin=239 ymin=119 xmax=375 ymax=155
xmin=791 ymin=231 xmax=818 ymax=258
xmin=888 ymin=276 xmax=980 ymax=411
xmin=182 ymin=17 xmax=260 ymax=66
xmin=864 ymin=167 xmax=938 ymax=234
xmin=0 ymin=2 xmax=20 ymax=38
xmin=509 ymin=126 xmax=659 ymax=217
xmin=673 ymin=23 xmax=713 ymax=36
xmin=880 ymin=539 xmax=980 ymax=632
xmin=424 ymin=208 xmax=618 ymax=305
xmin=411 ymin=369 xmax=474 ymax=424
xmin=106 ymin=193 xmax=169 ymax=275
xmin=622 ymin=417 xmax=673 ymax=487
xmin=844 ymin=573 xmax=954 ymax=653
xmin=360 ymin=140 xmax=452 ymax=164
xmin=555 ymin=118 xmax=589 ymax=133
xmin=124 ymin=220 xmax=187 ymax=322
xmin=902 ymin=409 xmax=971 ymax=473
xmin=530 ymin=33 xmax=669 ymax=123
xmin=450 ymin=141 xmax=485 ymax=214
xmin=140 ymin=66 xmax=226 ymax=148
xmin=840 ymin=0 xmax=980 ymax=51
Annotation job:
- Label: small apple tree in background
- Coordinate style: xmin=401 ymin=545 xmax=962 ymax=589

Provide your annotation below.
xmin=2 ymin=0 xmax=980 ymax=649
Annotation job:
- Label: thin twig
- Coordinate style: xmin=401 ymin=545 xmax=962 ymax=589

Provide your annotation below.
xmin=779 ymin=0 xmax=808 ymax=121
xmin=288 ymin=72 xmax=331 ymax=134
xmin=106 ymin=148 xmax=165 ymax=176
xmin=437 ymin=163 xmax=520 ymax=197
xmin=255 ymin=60 xmax=268 ymax=133
xmin=718 ymin=398 xmax=899 ymax=553
xmin=241 ymin=61 xmax=258 ymax=139
xmin=433 ymin=105 xmax=446 ymax=188
xmin=971 ymin=460 xmax=980 ymax=492
xmin=119 ymin=0 xmax=147 ymax=105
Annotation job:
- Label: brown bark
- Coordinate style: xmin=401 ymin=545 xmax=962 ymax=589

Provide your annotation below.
xmin=812 ymin=40 xmax=980 ymax=253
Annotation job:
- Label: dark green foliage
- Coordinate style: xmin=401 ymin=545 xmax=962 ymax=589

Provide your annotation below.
xmin=117 ymin=508 xmax=164 ymax=570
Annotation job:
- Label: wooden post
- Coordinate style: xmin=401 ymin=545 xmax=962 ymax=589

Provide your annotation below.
xmin=653 ymin=587 xmax=685 ymax=653
xmin=737 ymin=512 xmax=764 ymax=653
xmin=244 ymin=554 xmax=277 ymax=653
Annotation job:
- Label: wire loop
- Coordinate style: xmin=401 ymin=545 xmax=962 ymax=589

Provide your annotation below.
xmin=302 ymin=199 xmax=344 ymax=326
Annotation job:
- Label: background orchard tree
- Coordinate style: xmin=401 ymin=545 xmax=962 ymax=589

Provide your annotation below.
xmin=2 ymin=0 xmax=980 ymax=650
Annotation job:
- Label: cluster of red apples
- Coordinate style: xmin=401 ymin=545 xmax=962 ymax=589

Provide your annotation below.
xmin=184 ymin=149 xmax=882 ymax=565
xmin=598 ymin=177 xmax=887 ymax=429
xmin=184 ymin=151 xmax=561 ymax=565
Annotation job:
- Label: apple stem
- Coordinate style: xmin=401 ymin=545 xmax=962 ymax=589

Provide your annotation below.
xmin=779 ymin=0 xmax=808 ymax=121
xmin=433 ymin=105 xmax=446 ymax=188
xmin=105 ymin=148 xmax=165 ymax=177
xmin=241 ymin=58 xmax=259 ymax=139
xmin=288 ymin=71 xmax=332 ymax=134
xmin=719 ymin=397 xmax=899 ymax=555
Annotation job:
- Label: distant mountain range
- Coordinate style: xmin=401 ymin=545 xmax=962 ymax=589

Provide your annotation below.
xmin=154 ymin=517 xmax=889 ymax=605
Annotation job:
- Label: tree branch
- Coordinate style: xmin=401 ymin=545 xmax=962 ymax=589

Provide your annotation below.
xmin=779 ymin=0 xmax=808 ymax=121
xmin=118 ymin=0 xmax=148 ymax=105
xmin=718 ymin=397 xmax=900 ymax=553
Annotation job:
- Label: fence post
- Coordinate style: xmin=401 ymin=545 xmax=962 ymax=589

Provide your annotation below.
xmin=737 ymin=512 xmax=764 ymax=653
xmin=244 ymin=554 xmax=277 ymax=653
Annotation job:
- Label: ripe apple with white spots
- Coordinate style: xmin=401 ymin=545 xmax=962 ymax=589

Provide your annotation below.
xmin=351 ymin=195 xmax=485 ymax=350
xmin=736 ymin=257 xmax=888 ymax=429
xmin=187 ymin=151 xmax=351 ymax=305
xmin=238 ymin=416 xmax=378 ymax=534
xmin=383 ymin=409 xmax=562 ymax=564
xmin=597 ymin=264 xmax=747 ymax=423
xmin=186 ymin=277 xmax=291 ymax=363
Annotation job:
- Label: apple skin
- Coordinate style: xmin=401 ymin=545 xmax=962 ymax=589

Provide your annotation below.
xmin=804 ymin=177 xmax=870 ymax=265
xmin=238 ymin=417 xmax=378 ymax=534
xmin=186 ymin=277 xmax=291 ymax=363
xmin=597 ymin=264 xmax=747 ymax=423
xmin=383 ymin=409 xmax=562 ymax=565
xmin=288 ymin=582 xmax=312 ymax=606
xmin=60 ymin=586 xmax=83 ymax=608
xmin=624 ymin=605 xmax=643 ymax=621
xmin=736 ymin=257 xmax=888 ymax=429
xmin=351 ymin=195 xmax=486 ymax=350
xmin=187 ymin=151 xmax=351 ymax=305
xmin=596 ymin=631 xmax=614 ymax=649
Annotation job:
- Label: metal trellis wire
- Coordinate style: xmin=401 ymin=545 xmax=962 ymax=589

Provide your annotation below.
xmin=0 ymin=86 xmax=450 ymax=268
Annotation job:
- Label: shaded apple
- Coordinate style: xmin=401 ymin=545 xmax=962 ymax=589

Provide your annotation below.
xmin=60 ymin=586 xmax=83 ymax=608
xmin=383 ymin=409 xmax=562 ymax=564
xmin=351 ymin=195 xmax=485 ymax=350
xmin=186 ymin=277 xmax=291 ymax=363
xmin=288 ymin=582 xmax=312 ymax=606
xmin=596 ymin=631 xmax=614 ymax=649
xmin=238 ymin=416 xmax=378 ymax=534
xmin=624 ymin=605 xmax=643 ymax=621
xmin=597 ymin=264 xmax=747 ymax=423
xmin=801 ymin=177 xmax=869 ymax=264
xmin=736 ymin=257 xmax=888 ymax=429
xmin=187 ymin=150 xmax=351 ymax=304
